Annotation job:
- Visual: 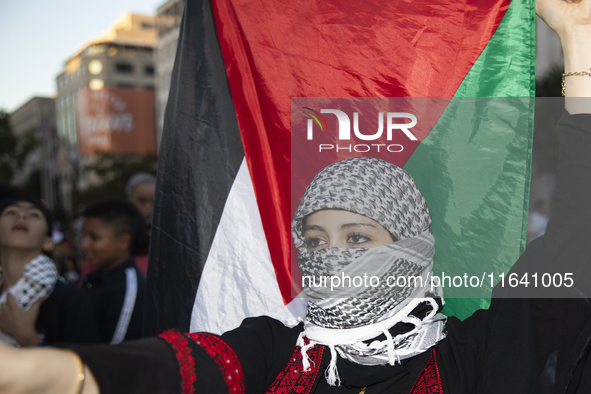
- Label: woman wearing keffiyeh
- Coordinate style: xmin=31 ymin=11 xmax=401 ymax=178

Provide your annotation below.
xmin=292 ymin=157 xmax=446 ymax=385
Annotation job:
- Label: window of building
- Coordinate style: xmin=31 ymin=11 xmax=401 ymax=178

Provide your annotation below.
xmin=115 ymin=62 xmax=134 ymax=73
xmin=145 ymin=65 xmax=155 ymax=76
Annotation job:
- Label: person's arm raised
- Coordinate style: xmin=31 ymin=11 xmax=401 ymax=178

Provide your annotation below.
xmin=527 ymin=0 xmax=591 ymax=296
xmin=537 ymin=0 xmax=591 ymax=108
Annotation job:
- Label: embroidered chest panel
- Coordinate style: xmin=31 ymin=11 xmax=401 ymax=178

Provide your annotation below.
xmin=267 ymin=346 xmax=442 ymax=394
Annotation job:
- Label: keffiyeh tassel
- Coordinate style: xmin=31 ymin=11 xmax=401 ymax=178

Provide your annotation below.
xmin=325 ymin=345 xmax=340 ymax=386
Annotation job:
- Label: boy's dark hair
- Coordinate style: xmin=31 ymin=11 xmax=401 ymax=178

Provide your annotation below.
xmin=83 ymin=200 xmax=146 ymax=253
xmin=0 ymin=192 xmax=53 ymax=236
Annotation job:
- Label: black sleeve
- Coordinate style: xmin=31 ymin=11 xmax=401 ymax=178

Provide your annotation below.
xmin=69 ymin=316 xmax=300 ymax=394
xmin=503 ymin=111 xmax=591 ymax=297
xmin=438 ymin=111 xmax=591 ymax=394
xmin=480 ymin=111 xmax=591 ymax=393
xmin=71 ymin=338 xmax=183 ymax=394
xmin=539 ymin=112 xmax=591 ymax=289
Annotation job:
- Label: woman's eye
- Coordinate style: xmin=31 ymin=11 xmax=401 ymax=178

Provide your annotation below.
xmin=305 ymin=237 xmax=326 ymax=249
xmin=31 ymin=212 xmax=41 ymax=218
xmin=347 ymin=233 xmax=370 ymax=245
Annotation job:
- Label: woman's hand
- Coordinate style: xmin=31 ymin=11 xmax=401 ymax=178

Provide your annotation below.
xmin=537 ymin=0 xmax=591 ymax=41
xmin=0 ymin=294 xmax=43 ymax=347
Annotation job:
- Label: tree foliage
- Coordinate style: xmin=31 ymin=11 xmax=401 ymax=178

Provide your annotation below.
xmin=74 ymin=151 xmax=158 ymax=206
xmin=0 ymin=111 xmax=40 ymax=183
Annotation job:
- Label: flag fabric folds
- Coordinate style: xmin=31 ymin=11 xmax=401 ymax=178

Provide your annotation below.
xmin=144 ymin=0 xmax=535 ymax=336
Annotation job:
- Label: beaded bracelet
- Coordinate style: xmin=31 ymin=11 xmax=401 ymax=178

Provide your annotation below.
xmin=562 ymin=68 xmax=591 ymax=96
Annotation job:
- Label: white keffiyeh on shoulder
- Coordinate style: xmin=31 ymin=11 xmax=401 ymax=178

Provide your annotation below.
xmin=0 ymin=254 xmax=58 ymax=346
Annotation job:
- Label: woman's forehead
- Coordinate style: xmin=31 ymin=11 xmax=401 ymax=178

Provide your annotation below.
xmin=305 ymin=209 xmax=382 ymax=228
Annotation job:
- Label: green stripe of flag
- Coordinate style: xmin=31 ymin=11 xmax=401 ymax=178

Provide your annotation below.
xmin=404 ymin=0 xmax=536 ymax=320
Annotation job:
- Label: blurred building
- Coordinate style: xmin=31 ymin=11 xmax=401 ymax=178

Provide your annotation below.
xmin=9 ymin=97 xmax=58 ymax=209
xmin=55 ymin=13 xmax=158 ymax=216
xmin=155 ymin=0 xmax=185 ymax=147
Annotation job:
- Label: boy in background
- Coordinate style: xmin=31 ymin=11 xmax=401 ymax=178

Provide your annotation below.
xmin=0 ymin=194 xmax=99 ymax=346
xmin=81 ymin=200 xmax=146 ymax=343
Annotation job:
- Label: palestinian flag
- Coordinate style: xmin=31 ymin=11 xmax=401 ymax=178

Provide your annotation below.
xmin=144 ymin=0 xmax=535 ymax=336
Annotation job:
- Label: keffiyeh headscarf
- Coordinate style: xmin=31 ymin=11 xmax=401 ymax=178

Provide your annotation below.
xmin=291 ymin=157 xmax=447 ymax=386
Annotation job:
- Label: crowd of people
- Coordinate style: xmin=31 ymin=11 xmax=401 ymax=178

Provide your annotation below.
xmin=0 ymin=172 xmax=155 ymax=348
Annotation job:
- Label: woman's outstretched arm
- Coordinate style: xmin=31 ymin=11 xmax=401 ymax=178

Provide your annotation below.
xmin=0 ymin=344 xmax=98 ymax=394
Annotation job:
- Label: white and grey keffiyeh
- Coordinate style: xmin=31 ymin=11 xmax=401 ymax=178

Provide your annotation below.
xmin=0 ymin=254 xmax=58 ymax=346
xmin=291 ymin=157 xmax=447 ymax=386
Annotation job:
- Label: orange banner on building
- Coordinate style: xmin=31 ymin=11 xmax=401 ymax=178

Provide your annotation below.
xmin=76 ymin=87 xmax=157 ymax=155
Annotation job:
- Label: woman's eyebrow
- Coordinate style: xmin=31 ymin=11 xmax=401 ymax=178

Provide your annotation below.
xmin=341 ymin=223 xmax=377 ymax=230
xmin=303 ymin=224 xmax=325 ymax=232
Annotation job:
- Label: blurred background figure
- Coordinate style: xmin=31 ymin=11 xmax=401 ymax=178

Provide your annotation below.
xmin=125 ymin=173 xmax=155 ymax=276
xmin=527 ymin=200 xmax=549 ymax=244
xmin=0 ymin=193 xmax=100 ymax=346
xmin=126 ymin=173 xmax=156 ymax=232
xmin=51 ymin=219 xmax=82 ymax=285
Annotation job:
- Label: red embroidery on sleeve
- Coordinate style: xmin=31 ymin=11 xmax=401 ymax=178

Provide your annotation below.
xmin=411 ymin=347 xmax=443 ymax=394
xmin=186 ymin=332 xmax=245 ymax=394
xmin=159 ymin=330 xmax=196 ymax=394
xmin=266 ymin=340 xmax=324 ymax=394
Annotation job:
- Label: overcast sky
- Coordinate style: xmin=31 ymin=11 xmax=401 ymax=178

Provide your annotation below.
xmin=0 ymin=0 xmax=165 ymax=113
